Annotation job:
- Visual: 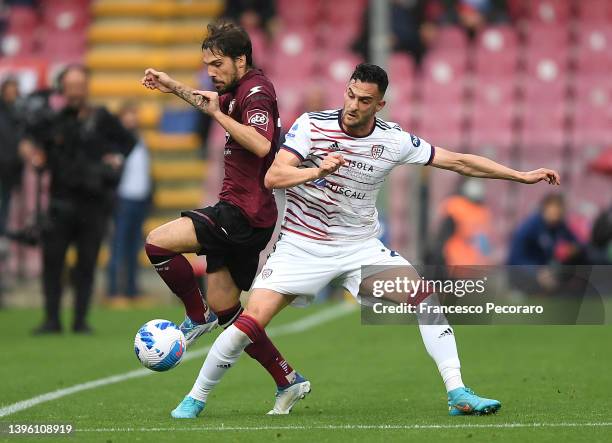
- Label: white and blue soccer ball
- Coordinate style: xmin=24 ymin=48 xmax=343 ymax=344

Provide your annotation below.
xmin=134 ymin=319 xmax=186 ymax=372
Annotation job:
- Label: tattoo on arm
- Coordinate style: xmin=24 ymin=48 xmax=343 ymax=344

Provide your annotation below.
xmin=173 ymin=84 xmax=206 ymax=111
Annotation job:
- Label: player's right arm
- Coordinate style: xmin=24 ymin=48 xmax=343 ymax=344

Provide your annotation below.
xmin=141 ymin=68 xmax=208 ymax=112
xmin=264 ymin=113 xmax=345 ymax=189
xmin=264 ymin=149 xmax=344 ymax=189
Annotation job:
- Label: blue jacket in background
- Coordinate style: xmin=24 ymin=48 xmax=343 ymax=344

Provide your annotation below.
xmin=507 ymin=212 xmax=579 ymax=266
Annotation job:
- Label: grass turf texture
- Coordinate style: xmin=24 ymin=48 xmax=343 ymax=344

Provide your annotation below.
xmin=1 ymin=304 xmax=611 ymax=442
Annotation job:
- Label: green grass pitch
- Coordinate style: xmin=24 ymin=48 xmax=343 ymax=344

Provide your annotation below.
xmin=1 ymin=303 xmax=611 ymax=442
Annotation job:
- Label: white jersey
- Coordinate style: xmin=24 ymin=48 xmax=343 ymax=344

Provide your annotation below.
xmin=280 ymin=109 xmax=435 ymax=243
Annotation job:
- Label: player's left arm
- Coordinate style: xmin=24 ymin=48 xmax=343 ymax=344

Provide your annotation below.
xmin=192 ymin=90 xmax=271 ymax=158
xmin=431 ymin=147 xmax=561 ymax=185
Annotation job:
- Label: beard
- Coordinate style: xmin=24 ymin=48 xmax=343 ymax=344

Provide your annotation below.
xmin=215 ymin=65 xmax=240 ymax=94
xmin=342 ymin=111 xmax=370 ymax=129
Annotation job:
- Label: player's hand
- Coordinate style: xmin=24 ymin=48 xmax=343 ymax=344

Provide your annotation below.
xmin=141 ymin=68 xmax=176 ymax=93
xmin=191 ymin=90 xmax=220 ymax=115
xmin=317 ymin=153 xmax=345 ymax=178
xmin=520 ymin=168 xmax=561 ymax=185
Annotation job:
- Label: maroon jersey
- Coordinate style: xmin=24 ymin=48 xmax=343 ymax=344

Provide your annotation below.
xmin=218 ymin=68 xmax=280 ymax=228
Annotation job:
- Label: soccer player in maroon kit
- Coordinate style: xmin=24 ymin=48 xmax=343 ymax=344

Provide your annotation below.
xmin=141 ymin=22 xmax=307 ymax=416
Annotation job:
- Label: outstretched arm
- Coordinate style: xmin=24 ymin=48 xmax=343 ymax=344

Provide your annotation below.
xmin=264 ymin=149 xmax=346 ymax=189
xmin=431 ymin=147 xmax=561 ymax=185
xmin=141 ymin=68 xmax=271 ymax=157
xmin=141 ymin=68 xmax=206 ymax=111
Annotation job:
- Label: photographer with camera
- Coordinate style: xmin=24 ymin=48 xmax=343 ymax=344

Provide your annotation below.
xmin=21 ymin=65 xmax=136 ymax=334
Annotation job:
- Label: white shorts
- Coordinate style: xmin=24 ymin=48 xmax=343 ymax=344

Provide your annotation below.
xmin=251 ymin=233 xmax=411 ymax=307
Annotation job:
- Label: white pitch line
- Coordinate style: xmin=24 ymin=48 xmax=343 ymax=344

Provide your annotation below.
xmin=74 ymin=422 xmax=612 ymax=432
xmin=0 ymin=303 xmax=356 ymax=418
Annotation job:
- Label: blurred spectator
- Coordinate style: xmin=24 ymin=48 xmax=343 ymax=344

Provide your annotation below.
xmin=21 ymin=65 xmax=135 ymax=334
xmin=0 ymin=76 xmax=23 ymax=237
xmin=427 ymin=0 xmax=509 ymax=29
xmin=223 ymin=0 xmax=277 ymax=35
xmin=429 ymin=178 xmax=492 ymax=276
xmin=507 ymin=194 xmax=582 ymax=295
xmin=589 ymin=206 xmax=612 ymax=265
xmin=353 ymin=0 xmax=429 ymax=64
xmin=106 ymin=102 xmax=152 ymax=308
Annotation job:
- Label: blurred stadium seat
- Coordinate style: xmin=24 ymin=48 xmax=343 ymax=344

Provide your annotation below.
xmin=431 ymin=26 xmax=468 ymax=52
xmin=7 ymin=6 xmax=39 ymax=30
xmin=526 ymin=0 xmax=572 ymax=25
xmin=576 ymin=0 xmax=612 ymax=23
xmin=417 ymin=49 xmax=467 ymax=147
xmin=468 ymin=77 xmax=517 ymax=150
xmin=473 ymin=25 xmax=519 ymax=77
xmin=1 ymin=31 xmax=37 ymax=58
xmin=571 ymin=77 xmax=612 ymax=147
xmin=573 ymin=24 xmax=612 ymax=77
xmin=269 ymin=30 xmax=316 ymax=78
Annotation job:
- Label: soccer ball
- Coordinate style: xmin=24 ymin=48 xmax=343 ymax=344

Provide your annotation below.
xmin=134 ymin=319 xmax=186 ymax=372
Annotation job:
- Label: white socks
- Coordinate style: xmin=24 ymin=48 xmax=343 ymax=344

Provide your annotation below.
xmin=188 ymin=324 xmax=251 ymax=402
xmin=416 ymin=294 xmax=465 ymax=393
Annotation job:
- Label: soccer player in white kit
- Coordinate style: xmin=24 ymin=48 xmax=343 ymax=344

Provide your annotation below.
xmin=171 ymin=64 xmax=561 ymax=418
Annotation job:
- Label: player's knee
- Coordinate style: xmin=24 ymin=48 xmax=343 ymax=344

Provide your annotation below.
xmin=242 ymin=307 xmax=271 ymax=329
xmin=145 ymin=227 xmax=163 ymax=248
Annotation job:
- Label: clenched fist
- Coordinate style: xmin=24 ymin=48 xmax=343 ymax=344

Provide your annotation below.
xmin=317 ymin=153 xmax=346 ymax=178
xmin=141 ymin=68 xmax=176 ymax=93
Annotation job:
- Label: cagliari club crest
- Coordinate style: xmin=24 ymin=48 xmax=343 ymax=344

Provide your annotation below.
xmin=371 ymin=145 xmax=385 ymax=159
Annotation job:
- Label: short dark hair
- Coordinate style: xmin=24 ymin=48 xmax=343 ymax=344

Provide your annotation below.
xmin=350 ymin=63 xmax=389 ymax=96
xmin=201 ymin=21 xmax=253 ymax=67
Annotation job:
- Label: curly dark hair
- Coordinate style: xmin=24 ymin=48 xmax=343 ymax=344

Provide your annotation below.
xmin=201 ymin=21 xmax=253 ymax=67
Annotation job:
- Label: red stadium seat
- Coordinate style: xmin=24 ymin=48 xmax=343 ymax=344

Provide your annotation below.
xmin=431 ymin=26 xmax=468 ymax=51
xmin=269 ymin=30 xmax=316 ymax=78
xmin=474 ymin=26 xmax=519 ymax=77
xmin=324 ymin=0 xmax=366 ymax=25
xmin=468 ymin=77 xmax=517 ymax=150
xmin=521 ymin=52 xmax=569 ymax=150
xmin=417 ymin=103 xmax=465 ymax=148
xmin=8 ymin=6 xmax=39 ymax=30
xmin=420 ymin=49 xmax=467 ymax=107
xmin=422 ymin=48 xmax=467 ymax=79
xmin=523 ymin=24 xmax=570 ymax=50
xmin=523 ymin=51 xmax=568 ymax=104
xmin=417 ymin=48 xmax=467 ymax=146
xmin=247 ymin=27 xmax=268 ymax=71
xmin=567 ymin=145 xmax=612 ymax=213
xmin=1 ymin=32 xmax=37 ymax=57
xmin=318 ymin=21 xmax=361 ymax=51
xmin=574 ymin=25 xmax=612 ymax=77
xmin=277 ymin=0 xmax=321 ymax=27
xmin=526 ymin=0 xmax=572 ymax=24
xmin=519 ymin=103 xmax=568 ymax=151
xmin=39 ymin=28 xmax=86 ymax=60
xmin=388 ymin=52 xmax=415 ymax=101
xmin=576 ymin=0 xmax=612 ymax=23
xmin=42 ymin=0 xmax=89 ymax=32
xmin=506 ymin=0 xmax=527 ymax=21
xmin=268 ymin=75 xmax=304 ymax=129
xmin=570 ymin=78 xmax=612 ymax=147
xmin=320 ymin=50 xmax=363 ymax=90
